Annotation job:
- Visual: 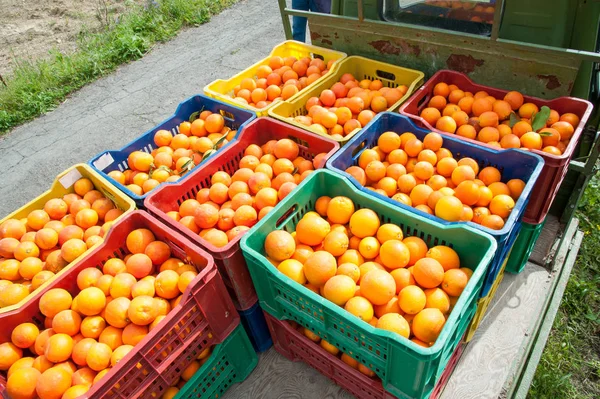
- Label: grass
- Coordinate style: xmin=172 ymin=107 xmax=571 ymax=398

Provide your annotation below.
xmin=529 ymin=174 xmax=600 ymax=398
xmin=0 ymin=0 xmax=237 ymax=134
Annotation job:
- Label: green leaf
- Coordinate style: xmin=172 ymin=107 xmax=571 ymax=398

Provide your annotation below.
xmin=202 ymin=149 xmax=216 ymax=161
xmin=212 ymin=132 xmax=229 ymax=149
xmin=188 ymin=111 xmax=200 ymax=122
xmin=178 ymin=159 xmax=195 ymax=175
xmin=509 ymin=112 xmax=520 ymax=128
xmin=532 ymin=106 xmax=551 ymax=132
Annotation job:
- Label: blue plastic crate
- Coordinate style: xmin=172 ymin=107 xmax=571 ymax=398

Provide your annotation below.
xmin=239 ymin=302 xmax=273 ymax=352
xmin=326 ymin=112 xmax=544 ymax=297
xmin=88 ymin=94 xmax=256 ymax=207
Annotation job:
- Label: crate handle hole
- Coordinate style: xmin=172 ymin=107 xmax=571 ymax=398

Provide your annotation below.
xmin=276 ymin=205 xmax=298 ymax=229
xmin=352 ymin=140 xmax=368 ymax=160
xmin=312 ymin=53 xmax=325 ymax=61
xmin=376 ymin=70 xmax=396 ymax=81
xmin=416 ymin=92 xmax=431 ymax=112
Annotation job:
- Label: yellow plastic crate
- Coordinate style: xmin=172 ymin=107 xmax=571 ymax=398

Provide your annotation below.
xmin=464 ymin=245 xmax=513 ymax=342
xmin=0 ymin=164 xmax=136 ymax=314
xmin=203 ymin=40 xmax=347 ymax=116
xmin=268 ymin=56 xmax=425 ymax=145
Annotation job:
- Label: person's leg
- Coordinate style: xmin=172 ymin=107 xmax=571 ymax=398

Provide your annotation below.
xmin=292 ymin=0 xmax=309 ymax=42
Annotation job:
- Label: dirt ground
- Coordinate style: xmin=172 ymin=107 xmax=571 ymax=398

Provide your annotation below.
xmin=0 ymin=0 xmax=141 ymax=77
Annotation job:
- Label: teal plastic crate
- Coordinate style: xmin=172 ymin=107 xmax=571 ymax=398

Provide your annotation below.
xmin=174 ymin=324 xmax=258 ymax=399
xmin=505 ymin=218 xmax=546 ymax=274
xmin=240 ymin=169 xmax=497 ymax=399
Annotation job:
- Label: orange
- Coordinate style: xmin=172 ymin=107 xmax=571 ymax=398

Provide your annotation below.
xmin=323 ymin=275 xmax=356 ymax=306
xmin=125 ymin=228 xmax=155 ymax=254
xmin=376 ymin=224 xmax=403 ymax=243
xmin=425 ymin=246 xmax=460 ymax=271
xmin=103 ymin=258 xmax=126 ymax=276
xmin=104 ymin=297 xmax=131 ymax=328
xmin=424 ymin=288 xmax=450 ymax=313
xmin=403 ymin=236 xmax=428 ymax=266
xmin=52 ymin=310 xmax=82 ymax=336
xmin=348 ymin=209 xmax=380 ymax=238
xmin=122 ymin=324 xmax=148 ymax=346
xmin=360 ymin=269 xmax=396 ymax=305
xmin=413 ymin=258 xmax=444 ymax=288
xmin=335 ymin=263 xmax=361 ymax=284
xmin=480 ymin=214 xmax=505 ymax=230
xmin=277 ymin=259 xmax=306 ymax=284
xmin=376 ymin=313 xmax=410 ymax=338
xmin=344 ymin=296 xmax=374 ymax=322
xmin=507 ymin=179 xmax=526 ymax=200
xmin=80 ymin=316 xmax=105 ymax=339
xmin=296 ymin=215 xmax=330 ymax=246
xmin=39 ymin=288 xmax=72 ymax=318
xmin=390 ymin=268 xmax=415 ymax=294
xmin=86 ymin=342 xmax=112 ymax=371
xmin=110 ymin=273 xmax=137 ymax=299
xmin=44 ymin=333 xmax=73 ymax=363
xmin=98 ymin=326 xmax=123 ymax=351
xmin=61 ymin=385 xmax=90 ymax=399
xmin=11 ymin=323 xmax=40 ymax=349
xmin=399 ymin=285 xmax=426 ymax=315
xmin=551 ymin=121 xmax=575 ymax=141
xmin=303 ymin=251 xmax=337 ymax=286
xmin=442 ymin=269 xmax=469 ymax=296
xmin=421 ymin=108 xmax=441 ymax=126
xmin=323 ymin=231 xmax=350 ymax=257
xmin=520 ymin=132 xmax=542 ymax=150
xmin=489 ymin=194 xmax=515 ymax=219
xmin=412 ymin=308 xmax=446 ymax=344
xmin=0 ymin=342 xmax=22 ymax=370
xmin=36 ymin=367 xmax=72 ymax=399
xmin=453 ymin=181 xmax=480 ymax=206
xmin=379 ymin=239 xmax=410 ymax=269
xmin=155 ymin=270 xmax=180 ymax=299
xmin=518 ymin=103 xmax=539 ymax=119
xmin=471 ymin=98 xmax=493 ymax=116
xmin=374 ymin=297 xmax=401 ymax=318
xmin=433 ymin=82 xmax=450 ymax=97
xmin=504 ymin=91 xmax=524 ymax=110
xmin=488 ymin=182 xmax=511 ymax=197
xmin=434 ymin=196 xmax=463 ymax=222
xmin=7 ymin=367 xmax=40 ymax=399
xmin=327 ymin=196 xmax=355 ymax=224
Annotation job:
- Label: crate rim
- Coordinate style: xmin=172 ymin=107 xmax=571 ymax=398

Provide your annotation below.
xmin=398 ymin=69 xmax=594 ymax=162
xmin=326 ymin=112 xmax=545 ymax=238
xmin=144 ymin=116 xmax=341 ymax=255
xmin=88 ymin=93 xmax=257 ymax=203
xmin=241 ymin=169 xmax=497 ymax=355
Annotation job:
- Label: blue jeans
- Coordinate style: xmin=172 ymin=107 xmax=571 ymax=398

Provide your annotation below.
xmin=292 ymin=0 xmax=331 ymax=42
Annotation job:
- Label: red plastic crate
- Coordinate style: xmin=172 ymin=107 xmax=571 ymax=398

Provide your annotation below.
xmin=0 ymin=211 xmax=238 ymax=399
xmin=144 ymin=117 xmax=340 ymax=310
xmin=399 ymin=70 xmax=593 ymax=224
xmin=265 ymin=313 xmax=464 ymax=399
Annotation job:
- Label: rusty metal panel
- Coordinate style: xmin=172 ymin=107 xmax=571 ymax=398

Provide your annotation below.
xmin=307 ymin=15 xmax=582 ymax=98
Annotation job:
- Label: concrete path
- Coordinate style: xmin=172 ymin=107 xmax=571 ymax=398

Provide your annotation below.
xmin=0 ymin=0 xmax=286 ymax=215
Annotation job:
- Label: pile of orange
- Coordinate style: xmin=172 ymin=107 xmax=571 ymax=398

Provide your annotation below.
xmin=229 ymin=56 xmax=335 ymax=108
xmin=294 ymin=74 xmax=408 ymax=139
xmin=0 ymin=228 xmax=202 ymax=399
xmin=345 ymin=131 xmax=525 ymax=230
xmin=109 ymin=111 xmax=235 ymax=196
xmin=264 ymin=196 xmax=473 ymax=372
xmin=160 ymin=345 xmax=214 ymax=399
xmin=0 ymin=178 xmax=124 ymax=308
xmin=168 ymin=138 xmax=329 ymax=248
xmin=418 ymin=82 xmax=579 ymax=155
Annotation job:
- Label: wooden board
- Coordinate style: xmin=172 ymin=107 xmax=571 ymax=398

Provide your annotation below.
xmin=529 ymin=215 xmax=562 ymax=266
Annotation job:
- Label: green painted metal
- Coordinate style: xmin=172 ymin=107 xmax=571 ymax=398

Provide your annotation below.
xmin=499 ymin=0 xmax=579 ymax=48
xmin=331 ymin=0 xmax=382 ymax=20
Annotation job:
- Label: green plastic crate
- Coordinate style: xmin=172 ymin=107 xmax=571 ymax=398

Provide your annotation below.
xmin=505 ymin=219 xmax=546 ymax=274
xmin=240 ymin=170 xmax=497 ymax=399
xmin=174 ymin=324 xmax=258 ymax=399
